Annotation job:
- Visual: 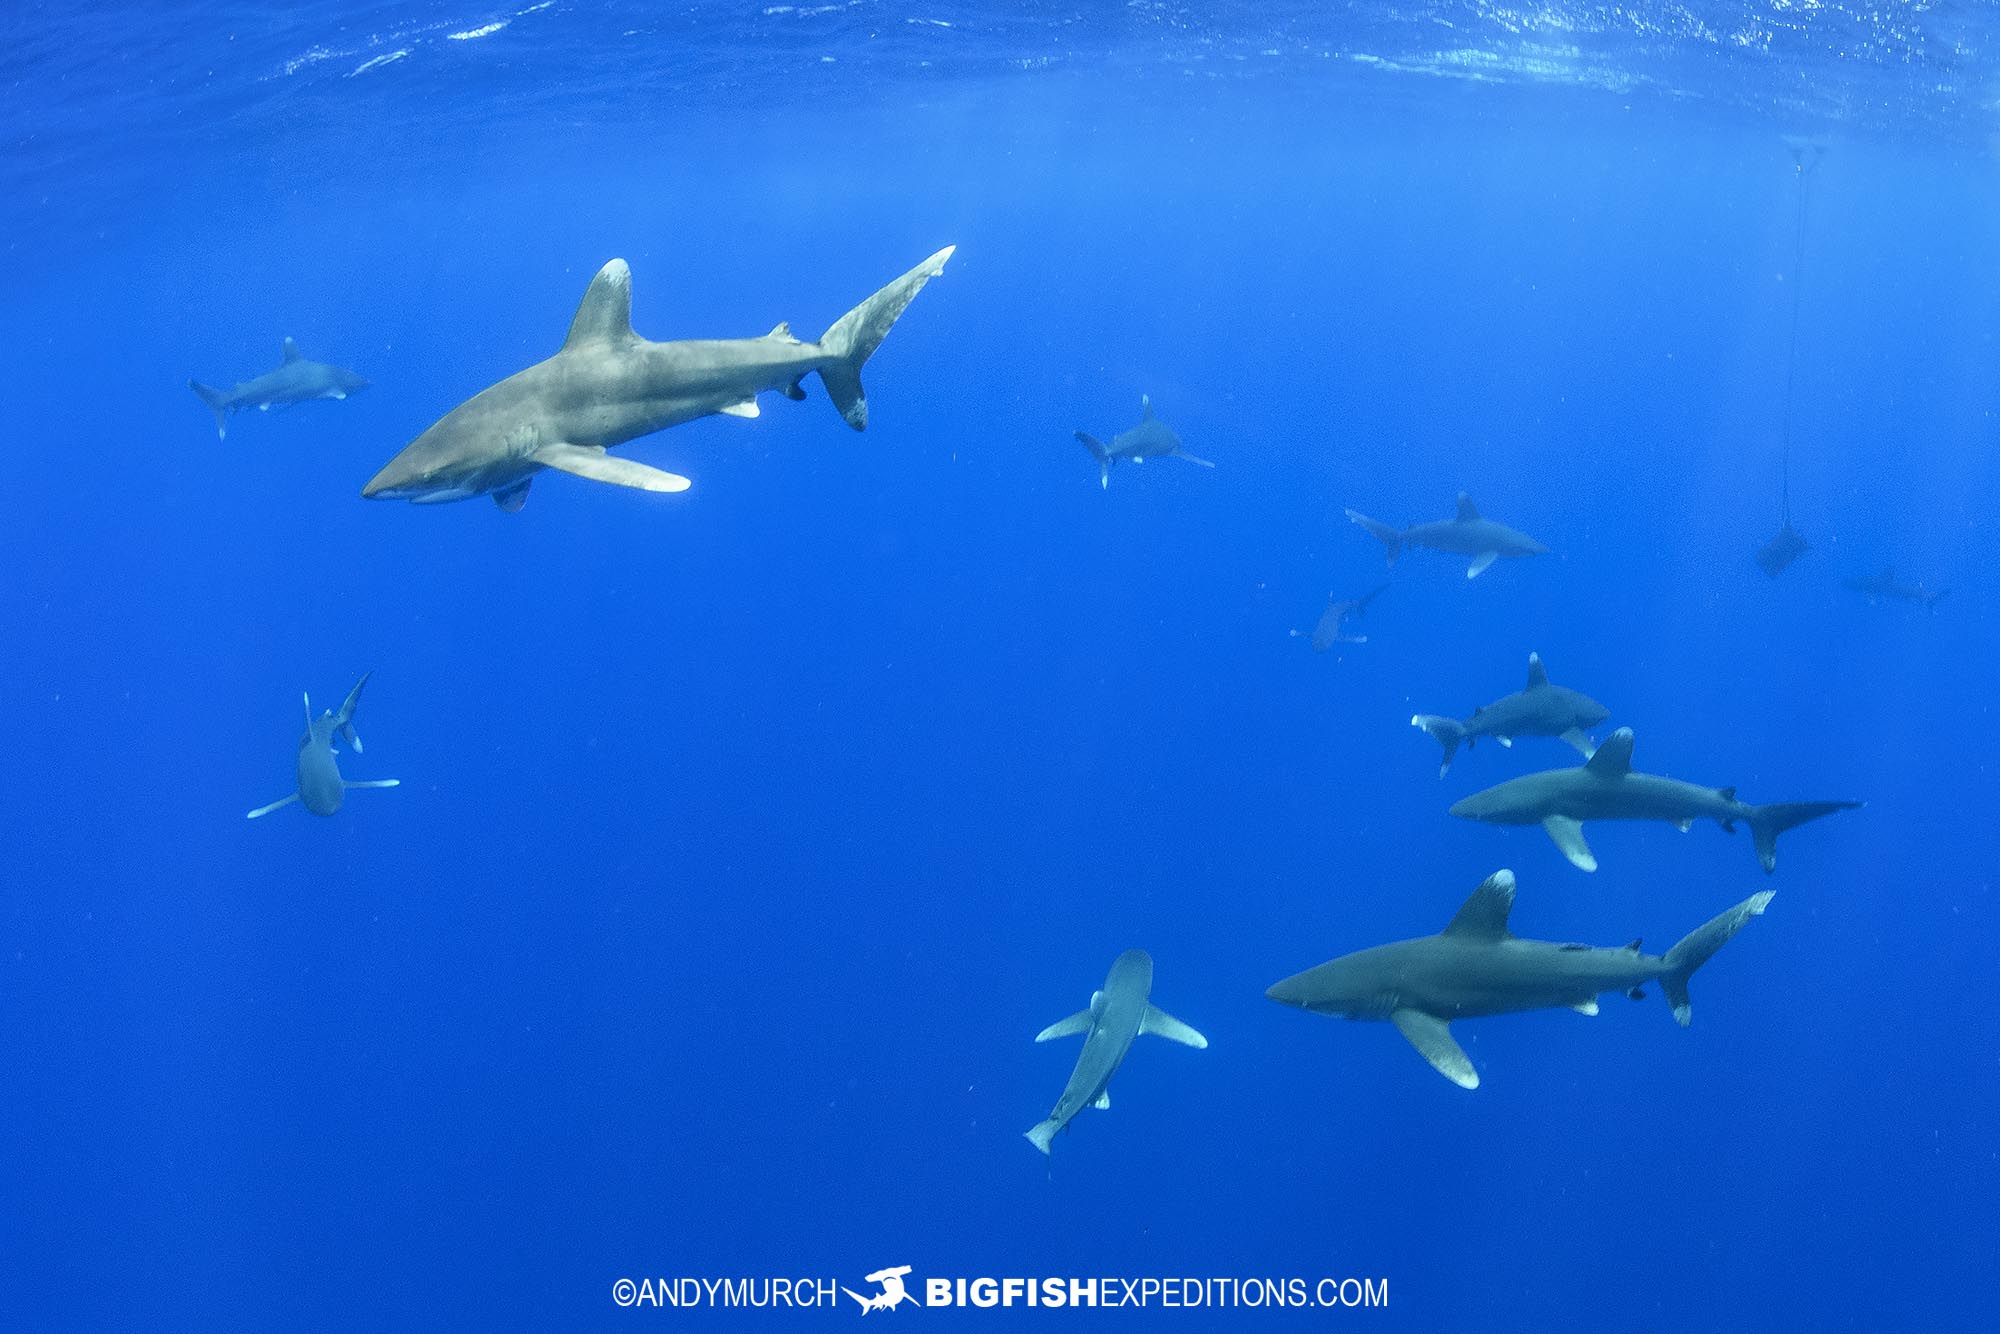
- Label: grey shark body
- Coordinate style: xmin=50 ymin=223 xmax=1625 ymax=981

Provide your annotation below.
xmin=1292 ymin=583 xmax=1388 ymax=651
xmin=362 ymin=246 xmax=955 ymax=511
xmin=247 ymin=672 xmax=399 ymax=819
xmin=1845 ymin=567 xmax=1948 ymax=611
xmin=1346 ymin=493 xmax=1549 ymax=579
xmin=1412 ymin=652 xmax=1610 ymax=775
xmin=1266 ymin=869 xmax=1774 ymax=1088
xmin=189 ymin=338 xmax=370 ymax=440
xmin=1025 ymin=949 xmax=1207 ymax=1155
xmin=1447 ymin=727 xmax=1859 ymax=874
xmin=1074 ymin=396 xmax=1213 ymax=490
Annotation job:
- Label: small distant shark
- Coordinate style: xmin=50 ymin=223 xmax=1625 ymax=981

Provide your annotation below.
xmin=247 ymin=672 xmax=400 ymax=819
xmin=362 ymin=246 xmax=955 ymax=511
xmin=1345 ymin=493 xmax=1549 ymax=579
xmin=1411 ymin=652 xmax=1610 ymax=775
xmin=1844 ymin=567 xmax=1948 ymax=612
xmin=1291 ymin=584 xmax=1388 ymax=651
xmin=189 ymin=338 xmax=370 ymax=440
xmin=1447 ymin=727 xmax=1859 ymax=874
xmin=1075 ymin=396 xmax=1213 ymax=490
xmin=1025 ymin=949 xmax=1207 ymax=1155
xmin=1265 ymin=868 xmax=1774 ymax=1088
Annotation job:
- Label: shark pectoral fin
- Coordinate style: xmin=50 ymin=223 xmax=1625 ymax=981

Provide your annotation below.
xmin=1033 ymin=1009 xmax=1093 ymax=1042
xmin=1466 ymin=551 xmax=1499 ymax=579
xmin=718 ymin=398 xmax=760 ymax=419
xmin=1390 ymin=1009 xmax=1478 ymax=1089
xmin=1542 ymin=815 xmax=1598 ymax=872
xmin=1674 ymin=818 xmax=1694 ymax=833
xmin=1140 ymin=1004 xmax=1209 ymax=1049
xmin=1559 ymin=727 xmax=1595 ymax=758
xmin=1176 ymin=451 xmax=1215 ymax=469
xmin=531 ymin=443 xmax=691 ymax=494
xmin=1571 ymin=999 xmax=1600 ymax=1016
xmin=493 ymin=479 xmax=533 ymax=514
xmin=246 ymin=794 xmax=300 ymax=819
xmin=322 ymin=389 xmax=348 ymax=401
xmin=343 ymin=779 xmax=400 ymax=790
xmin=1092 ymin=1090 xmax=1111 ymax=1110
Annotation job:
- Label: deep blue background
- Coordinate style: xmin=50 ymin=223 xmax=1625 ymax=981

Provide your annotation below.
xmin=4 ymin=7 xmax=1998 ymax=1330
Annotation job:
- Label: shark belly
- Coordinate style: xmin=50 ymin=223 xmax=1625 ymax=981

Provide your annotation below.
xmin=297 ymin=744 xmax=345 ymax=816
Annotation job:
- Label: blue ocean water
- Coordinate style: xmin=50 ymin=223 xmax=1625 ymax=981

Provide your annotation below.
xmin=4 ymin=2 xmax=1997 ymax=1328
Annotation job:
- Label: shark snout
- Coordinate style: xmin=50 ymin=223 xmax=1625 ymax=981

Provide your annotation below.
xmin=1264 ymin=974 xmax=1311 ymax=1007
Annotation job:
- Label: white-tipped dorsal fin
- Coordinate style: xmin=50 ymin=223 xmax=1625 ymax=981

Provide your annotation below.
xmin=562 ymin=259 xmax=634 ymax=352
xmin=1140 ymin=394 xmax=1154 ymax=419
xmin=1525 ymin=653 xmax=1549 ymax=690
xmin=281 ymin=337 xmax=301 ymax=363
xmin=1139 ymin=1004 xmax=1209 ymax=1049
xmin=1391 ymin=1009 xmax=1478 ymax=1088
xmin=1586 ymin=728 xmax=1635 ymax=776
xmin=1442 ymin=870 xmax=1516 ymax=940
xmin=1455 ymin=492 xmax=1481 ymax=522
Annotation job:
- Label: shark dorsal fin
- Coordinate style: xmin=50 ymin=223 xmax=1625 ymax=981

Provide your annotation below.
xmin=1442 ymin=870 xmax=1516 ymax=940
xmin=1140 ymin=394 xmax=1155 ymax=420
xmin=766 ymin=321 xmax=794 ymax=340
xmin=1525 ymin=653 xmax=1549 ymax=690
xmin=282 ymin=337 xmax=301 ymax=363
xmin=562 ymin=260 xmax=634 ymax=352
xmin=1455 ymin=493 xmax=1480 ymax=523
xmin=1586 ymin=728 xmax=1635 ymax=776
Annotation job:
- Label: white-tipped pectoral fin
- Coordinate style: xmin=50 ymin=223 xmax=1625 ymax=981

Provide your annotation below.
xmin=1176 ymin=451 xmax=1215 ymax=469
xmin=343 ymin=779 xmax=401 ymax=790
xmin=1542 ymin=815 xmax=1598 ymax=872
xmin=1466 ymin=551 xmax=1499 ymax=579
xmin=1559 ymin=728 xmax=1596 ymax=758
xmin=246 ymin=794 xmax=300 ymax=819
xmin=1034 ymin=1008 xmax=1093 ymax=1042
xmin=1140 ymin=1004 xmax=1209 ymax=1049
xmin=1390 ymin=1008 xmax=1478 ymax=1088
xmin=532 ymin=443 xmax=691 ymax=494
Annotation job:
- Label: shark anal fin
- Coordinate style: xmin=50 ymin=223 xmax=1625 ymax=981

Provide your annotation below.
xmin=493 ymin=479 xmax=532 ymax=513
xmin=1034 ymin=1008 xmax=1093 ymax=1042
xmin=1390 ymin=1008 xmax=1478 ymax=1089
xmin=1542 ymin=815 xmax=1598 ymax=872
xmin=1092 ymin=1090 xmax=1111 ymax=1110
xmin=1139 ymin=1003 xmax=1209 ymax=1048
xmin=1466 ymin=551 xmax=1499 ymax=579
xmin=532 ymin=443 xmax=690 ymax=494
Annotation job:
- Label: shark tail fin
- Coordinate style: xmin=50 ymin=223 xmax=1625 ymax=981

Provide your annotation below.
xmin=1659 ymin=891 xmax=1775 ymax=1026
xmin=1411 ymin=715 xmax=1467 ymax=777
xmin=1746 ymin=800 xmax=1861 ymax=874
xmin=335 ymin=670 xmax=374 ymax=753
xmin=1076 ymin=432 xmax=1112 ymax=489
xmin=814 ymin=246 xmax=955 ymax=431
xmin=1345 ymin=509 xmax=1401 ymax=567
xmin=1024 ymin=1119 xmax=1059 ymax=1155
xmin=189 ymin=379 xmax=230 ymax=439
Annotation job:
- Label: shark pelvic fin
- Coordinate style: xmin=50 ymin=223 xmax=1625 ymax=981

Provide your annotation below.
xmin=1391 ymin=1008 xmax=1478 ymax=1088
xmin=532 ymin=443 xmax=690 ymax=494
xmin=493 ymin=479 xmax=532 ymax=513
xmin=1442 ymin=870 xmax=1516 ymax=939
xmin=1034 ymin=1009 xmax=1093 ymax=1042
xmin=1139 ymin=1004 xmax=1209 ymax=1048
xmin=562 ymin=259 xmax=635 ymax=352
xmin=719 ymin=398 xmax=760 ymax=419
xmin=1542 ymin=815 xmax=1598 ymax=872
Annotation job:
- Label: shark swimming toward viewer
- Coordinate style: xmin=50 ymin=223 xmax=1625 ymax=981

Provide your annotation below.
xmin=246 ymin=672 xmax=400 ymax=819
xmin=1411 ymin=652 xmax=1610 ymax=775
xmin=1266 ymin=869 xmax=1774 ymax=1088
xmin=1025 ymin=949 xmax=1207 ymax=1155
xmin=1074 ymin=396 xmax=1213 ymax=490
xmin=1291 ymin=584 xmax=1389 ymax=652
xmin=1447 ymin=727 xmax=1859 ymax=874
xmin=189 ymin=338 xmax=370 ymax=441
xmin=362 ymin=246 xmax=956 ymax=511
xmin=1346 ymin=493 xmax=1549 ymax=579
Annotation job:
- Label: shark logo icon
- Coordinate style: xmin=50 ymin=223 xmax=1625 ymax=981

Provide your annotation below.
xmin=843 ymin=1265 xmax=917 ymax=1314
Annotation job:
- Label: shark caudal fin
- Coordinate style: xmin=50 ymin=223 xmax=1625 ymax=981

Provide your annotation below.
xmin=1024 ymin=1119 xmax=1060 ymax=1155
xmin=1345 ymin=509 xmax=1401 ymax=567
xmin=1411 ymin=715 xmax=1468 ymax=777
xmin=815 ymin=246 xmax=955 ymax=430
xmin=334 ymin=670 xmax=374 ymax=753
xmin=189 ymin=380 xmax=231 ymax=440
xmin=1659 ymin=891 xmax=1775 ymax=1026
xmin=1746 ymin=801 xmax=1861 ymax=874
xmin=1076 ymin=432 xmax=1113 ymax=489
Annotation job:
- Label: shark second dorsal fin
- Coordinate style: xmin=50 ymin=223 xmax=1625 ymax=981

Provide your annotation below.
xmin=1586 ymin=728 xmax=1635 ymax=776
xmin=1442 ymin=870 xmax=1516 ymax=940
xmin=281 ymin=337 xmax=301 ymax=363
xmin=562 ymin=260 xmax=634 ymax=352
xmin=1455 ymin=492 xmax=1480 ymax=522
xmin=1525 ymin=653 xmax=1549 ymax=690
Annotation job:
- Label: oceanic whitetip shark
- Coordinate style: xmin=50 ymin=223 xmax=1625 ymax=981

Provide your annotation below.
xmin=1844 ymin=566 xmax=1948 ymax=611
xmin=1411 ymin=652 xmax=1610 ymax=775
xmin=1447 ymin=727 xmax=1859 ymax=873
xmin=1074 ymin=396 xmax=1213 ymax=489
xmin=1291 ymin=584 xmax=1388 ymax=652
xmin=188 ymin=338 xmax=370 ymax=440
xmin=1025 ymin=949 xmax=1207 ymax=1155
xmin=1266 ymin=869 xmax=1775 ymax=1088
xmin=361 ymin=246 xmax=955 ymax=511
xmin=1345 ymin=493 xmax=1549 ymax=578
xmin=246 ymin=673 xmax=399 ymax=819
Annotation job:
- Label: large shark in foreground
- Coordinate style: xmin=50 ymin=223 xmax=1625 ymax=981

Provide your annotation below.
xmin=1074 ymin=396 xmax=1213 ymax=490
xmin=189 ymin=338 xmax=370 ymax=440
xmin=1447 ymin=727 xmax=1859 ymax=873
xmin=1025 ymin=949 xmax=1207 ymax=1155
xmin=247 ymin=672 xmax=399 ymax=819
xmin=1266 ymin=869 xmax=1774 ymax=1088
xmin=1291 ymin=584 xmax=1388 ymax=652
xmin=1346 ymin=493 xmax=1549 ymax=578
xmin=1411 ymin=652 xmax=1610 ymax=775
xmin=362 ymin=246 xmax=956 ymax=511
